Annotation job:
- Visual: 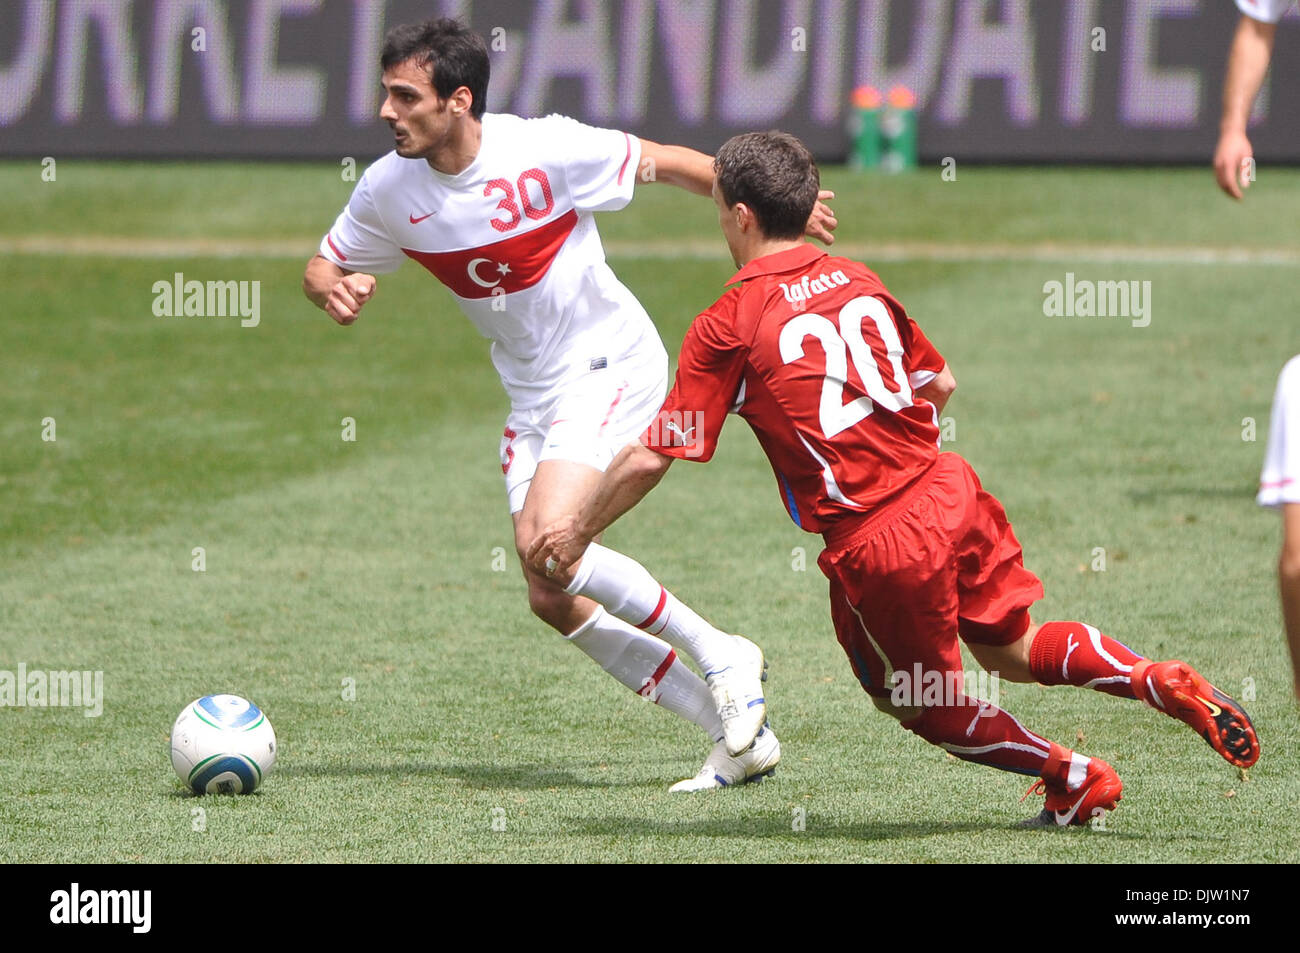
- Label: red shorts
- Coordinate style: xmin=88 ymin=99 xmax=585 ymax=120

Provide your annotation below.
xmin=817 ymin=453 xmax=1043 ymax=698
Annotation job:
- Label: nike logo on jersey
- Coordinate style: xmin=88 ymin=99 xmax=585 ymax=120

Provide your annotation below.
xmin=409 ymin=210 xmax=438 ymax=224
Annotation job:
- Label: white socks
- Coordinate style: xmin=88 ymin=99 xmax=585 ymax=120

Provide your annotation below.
xmin=565 ymin=542 xmax=734 ymax=676
xmin=567 ymin=606 xmax=723 ymax=742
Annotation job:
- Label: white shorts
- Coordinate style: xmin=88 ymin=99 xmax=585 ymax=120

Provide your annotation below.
xmin=500 ymin=351 xmax=669 ymax=513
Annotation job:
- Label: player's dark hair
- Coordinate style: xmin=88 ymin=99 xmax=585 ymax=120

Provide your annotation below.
xmin=381 ymin=18 xmax=490 ymax=120
xmin=713 ymin=132 xmax=819 ymax=240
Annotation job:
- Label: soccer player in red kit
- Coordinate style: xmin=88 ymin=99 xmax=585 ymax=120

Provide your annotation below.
xmin=530 ymin=131 xmax=1260 ymax=823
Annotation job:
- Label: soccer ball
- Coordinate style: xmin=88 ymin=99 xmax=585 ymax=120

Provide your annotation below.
xmin=170 ymin=694 xmax=277 ymax=795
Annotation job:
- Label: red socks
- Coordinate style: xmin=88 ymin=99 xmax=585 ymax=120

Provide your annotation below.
xmin=1029 ymin=621 xmax=1150 ymax=700
xmin=901 ymin=697 xmax=1053 ymax=777
xmin=880 ymin=621 xmax=1162 ymax=784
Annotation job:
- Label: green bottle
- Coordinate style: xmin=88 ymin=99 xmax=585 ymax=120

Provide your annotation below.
xmin=880 ymin=86 xmax=917 ymax=173
xmin=848 ymin=86 xmax=882 ymax=170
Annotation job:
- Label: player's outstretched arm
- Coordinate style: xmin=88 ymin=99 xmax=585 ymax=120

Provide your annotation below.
xmin=636 ymin=140 xmax=716 ymax=196
xmin=527 ymin=443 xmax=674 ymax=579
xmin=637 ymin=139 xmax=837 ymax=244
xmin=303 ymin=254 xmax=377 ymax=326
xmin=1215 ymin=14 xmax=1277 ymax=199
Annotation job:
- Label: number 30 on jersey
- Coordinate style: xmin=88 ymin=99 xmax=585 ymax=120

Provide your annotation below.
xmin=484 ymin=169 xmax=555 ymax=232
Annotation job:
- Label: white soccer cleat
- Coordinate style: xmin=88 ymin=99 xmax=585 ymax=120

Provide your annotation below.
xmin=706 ymin=635 xmax=769 ymax=755
xmin=668 ymin=724 xmax=781 ymax=792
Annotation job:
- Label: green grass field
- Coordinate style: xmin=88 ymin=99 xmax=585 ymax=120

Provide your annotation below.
xmin=2 ymin=161 xmax=1298 ymax=863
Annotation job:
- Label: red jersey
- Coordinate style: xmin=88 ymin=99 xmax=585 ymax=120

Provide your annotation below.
xmin=642 ymin=243 xmax=946 ymax=534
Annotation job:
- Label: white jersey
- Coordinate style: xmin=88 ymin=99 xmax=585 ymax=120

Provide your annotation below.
xmin=1237 ymin=0 xmax=1297 ymax=22
xmin=1259 ymin=355 xmax=1300 ymax=508
xmin=320 ymin=112 xmax=663 ymax=408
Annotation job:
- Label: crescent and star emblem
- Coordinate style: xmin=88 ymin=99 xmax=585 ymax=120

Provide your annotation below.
xmin=468 ymin=258 xmax=512 ymax=289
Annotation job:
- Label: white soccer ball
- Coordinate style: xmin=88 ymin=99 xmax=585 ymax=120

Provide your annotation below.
xmin=170 ymin=694 xmax=277 ymax=795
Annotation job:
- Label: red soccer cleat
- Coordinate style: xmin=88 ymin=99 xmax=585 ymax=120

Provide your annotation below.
xmin=1021 ymin=747 xmax=1123 ymax=827
xmin=1138 ymin=660 xmax=1260 ymax=768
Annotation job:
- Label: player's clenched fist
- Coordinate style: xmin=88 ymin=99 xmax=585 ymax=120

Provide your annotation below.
xmin=326 ymin=273 xmax=377 ymax=325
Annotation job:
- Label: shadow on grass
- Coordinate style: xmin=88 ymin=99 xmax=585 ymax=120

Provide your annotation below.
xmin=274 ymin=760 xmax=649 ymax=789
xmin=558 ymin=814 xmax=1151 ymax=842
xmin=164 ymin=787 xmax=270 ymax=799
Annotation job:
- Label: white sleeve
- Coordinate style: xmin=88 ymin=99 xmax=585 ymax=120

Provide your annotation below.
xmin=318 ymin=168 xmax=407 ymax=274
xmin=1259 ymin=355 xmax=1300 ymax=507
xmin=544 ymin=115 xmax=641 ymax=213
xmin=1236 ymin=0 xmax=1296 ymax=23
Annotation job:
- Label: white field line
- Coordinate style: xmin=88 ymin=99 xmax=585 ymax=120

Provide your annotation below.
xmin=1 ymin=234 xmax=1297 ymax=266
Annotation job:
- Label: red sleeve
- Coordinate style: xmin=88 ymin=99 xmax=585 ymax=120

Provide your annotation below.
xmin=641 ymin=294 xmax=747 ymax=463
xmin=900 ymin=311 xmax=945 ymax=382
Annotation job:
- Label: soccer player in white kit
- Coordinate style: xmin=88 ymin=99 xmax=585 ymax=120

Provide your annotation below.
xmin=1258 ymin=356 xmax=1300 ymax=700
xmin=1215 ymin=0 xmax=1297 ymax=198
xmin=303 ymin=18 xmax=835 ymax=787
